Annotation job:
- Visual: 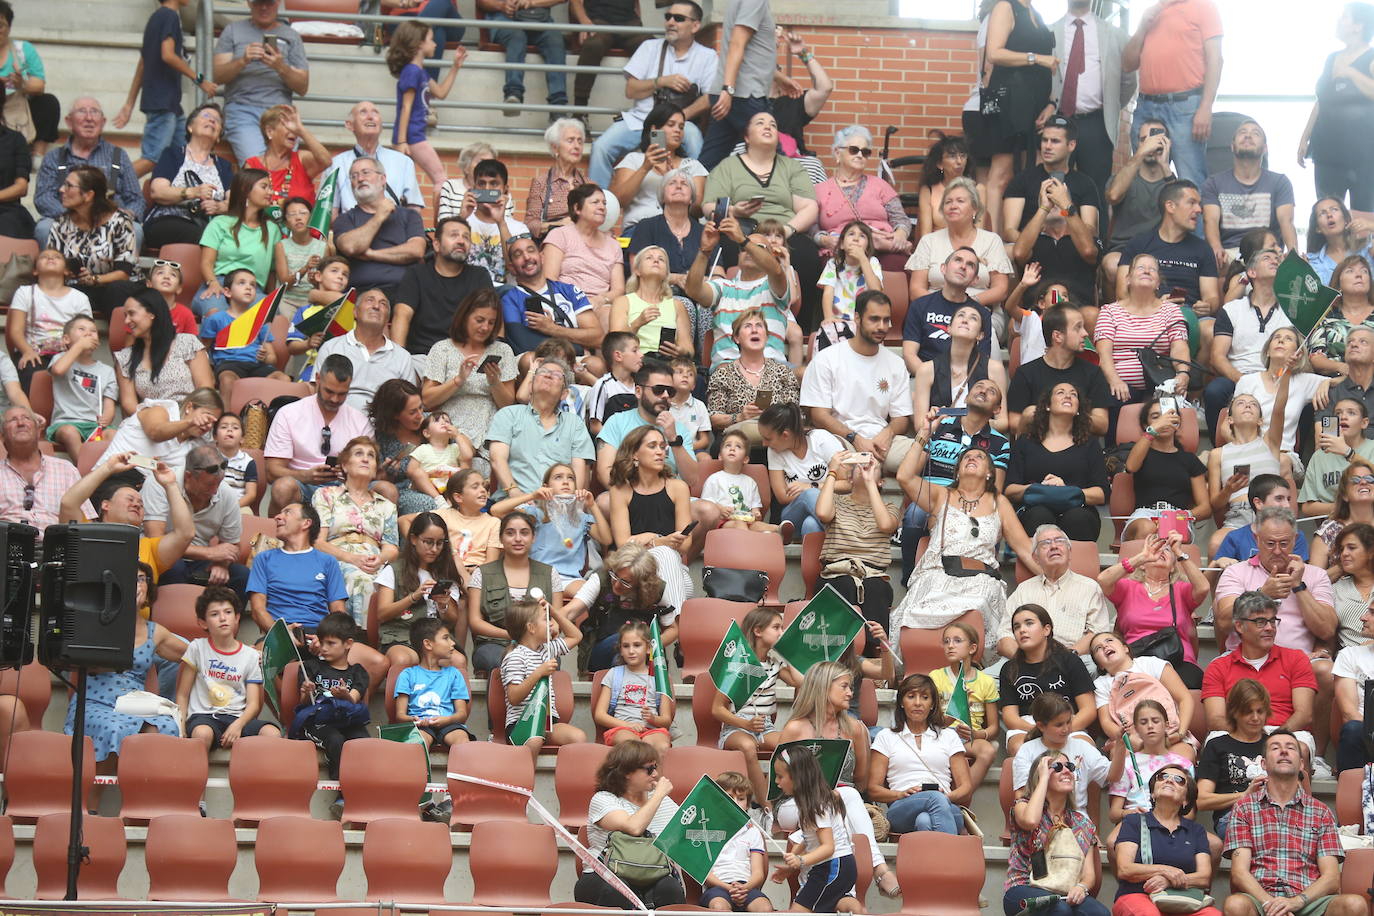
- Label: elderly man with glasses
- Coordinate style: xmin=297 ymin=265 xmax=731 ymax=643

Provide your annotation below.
xmin=487 ymin=356 xmax=595 ymax=501
xmin=33 ymin=97 xmax=145 ymax=248
xmin=1203 ymin=588 xmax=1321 ymax=764
xmin=0 ymin=406 xmax=86 ymax=533
xmin=997 ymin=524 xmax=1114 ymax=661
xmin=144 ymin=444 xmax=250 ymax=593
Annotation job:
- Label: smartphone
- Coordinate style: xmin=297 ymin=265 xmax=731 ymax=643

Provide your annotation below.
xmin=1030 ymin=850 xmax=1049 ymax=881
xmin=1323 ymin=415 xmax=1339 ymax=437
xmin=841 ymin=453 xmax=872 ymax=465
xmin=1048 ymin=170 xmax=1067 ymax=183
xmin=679 ymin=520 xmax=699 ymax=537
xmin=711 ymin=196 xmax=730 ymax=225
xmin=1149 ymin=126 xmax=1166 ymax=137
xmin=747 ymin=194 xmax=766 ymax=206
xmin=523 ymin=294 xmax=545 ymax=314
xmin=127 ymin=455 xmax=157 ymax=471
xmin=325 ymin=455 xmax=339 ymax=468
xmin=920 ymin=783 xmax=939 ymax=793
xmin=479 ymin=354 xmax=502 ymax=371
xmin=753 ymin=389 xmax=774 ymax=410
xmin=1159 ymin=396 xmax=1177 ymax=415
xmin=658 ymin=326 xmax=677 ymax=348
xmin=263 ymin=33 xmax=278 ymax=52
xmin=1157 ymin=509 xmax=1189 ymax=541
xmin=650 ymin=129 xmax=666 ymax=149
xmin=1234 ymin=463 xmax=1250 ymax=478
xmin=937 ymin=406 xmax=970 ymax=417
xmin=431 ymin=579 xmax=454 ymax=594
xmin=474 ymin=187 xmax=501 ymax=204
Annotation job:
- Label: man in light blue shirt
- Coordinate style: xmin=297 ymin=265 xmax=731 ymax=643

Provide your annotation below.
xmin=326 ymin=101 xmax=424 ymax=213
xmin=487 ymin=358 xmax=596 ymax=498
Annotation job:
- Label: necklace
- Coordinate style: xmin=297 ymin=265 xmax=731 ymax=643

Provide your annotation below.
xmin=737 ymin=360 xmax=764 ymax=379
xmin=957 ymin=491 xmax=982 ymax=514
xmin=1144 ymin=577 xmax=1170 ymax=599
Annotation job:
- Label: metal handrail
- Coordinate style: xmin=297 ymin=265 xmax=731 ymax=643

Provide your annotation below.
xmin=306 ymin=50 xmax=625 ymax=75
xmin=211 ymin=2 xmax=664 ymax=36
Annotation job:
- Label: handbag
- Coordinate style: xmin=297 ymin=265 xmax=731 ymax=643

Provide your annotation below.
xmin=1021 ymin=484 xmax=1085 ymax=512
xmin=2 ymin=43 xmax=36 ymax=144
xmin=1029 ymin=822 xmax=1084 ymax=895
xmin=1138 ymin=813 xmax=1212 ymax=913
xmin=1134 ymin=319 xmax=1205 ymax=392
xmin=651 ymin=42 xmax=702 ymax=116
xmin=1126 ymin=583 xmax=1187 ymax=669
xmin=702 ymin=566 xmax=768 ymax=604
xmin=937 ymin=503 xmax=1000 ymax=579
xmin=601 ymin=830 xmax=677 ymax=887
xmin=241 ymin=400 xmax=269 ymax=450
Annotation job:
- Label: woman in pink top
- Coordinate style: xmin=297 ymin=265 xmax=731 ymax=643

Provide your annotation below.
xmin=542 ymin=184 xmax=626 ymax=331
xmin=1096 ymin=531 xmax=1209 ymax=687
xmin=813 ymin=125 xmax=913 ymax=270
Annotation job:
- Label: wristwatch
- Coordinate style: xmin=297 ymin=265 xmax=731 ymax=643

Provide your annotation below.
xmin=722 ymin=84 xmax=736 ymax=95
xmin=669 ymin=435 xmax=684 ymax=448
xmin=844 ymin=431 xmax=858 ymax=444
xmin=1292 ymin=580 xmax=1308 ymax=593
xmin=1027 ymin=52 xmax=1037 ymax=65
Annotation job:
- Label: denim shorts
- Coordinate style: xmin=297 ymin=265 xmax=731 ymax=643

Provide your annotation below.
xmin=141 ymin=111 xmax=186 ymax=163
xmin=719 ymin=717 xmax=777 ymax=748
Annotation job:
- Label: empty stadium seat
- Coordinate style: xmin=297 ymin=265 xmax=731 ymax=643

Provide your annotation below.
xmin=471 ymin=820 xmax=559 ymax=906
xmin=254 ymin=816 xmax=345 ymax=902
xmin=76 ymin=437 xmax=111 ymax=476
xmin=1339 ymin=767 xmax=1363 ymax=829
xmin=33 ymin=812 xmax=126 ymax=900
xmin=661 ymin=745 xmax=749 ymax=804
xmin=362 ymin=817 xmax=453 ymax=903
xmin=229 ymin=734 xmax=318 ymax=824
xmin=896 ymin=832 xmax=985 ymax=916
xmin=692 ymin=671 xmax=725 ymax=748
xmin=676 ymin=598 xmax=754 ymax=684
xmin=800 ymin=531 xmax=824 ymax=597
xmin=118 ymin=733 xmax=208 ymax=822
xmin=338 ymin=737 xmax=429 ymax=825
xmin=0 ymin=660 xmax=54 ymax=725
xmin=447 ymin=741 xmax=535 ymax=828
xmin=145 ymin=814 xmax=239 ymax=901
xmin=4 ymin=731 xmax=95 ymax=821
xmin=0 ymin=816 xmax=12 ymax=893
xmin=149 ymin=583 xmax=207 ymax=641
xmin=703 ymin=528 xmax=786 ymax=606
xmin=554 ymin=742 xmax=611 ymax=830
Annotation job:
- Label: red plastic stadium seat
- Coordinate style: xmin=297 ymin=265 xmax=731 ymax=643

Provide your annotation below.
xmin=4 ymin=731 xmax=94 ymax=822
xmin=471 ymin=820 xmax=559 ymax=906
xmin=447 ymin=741 xmax=535 ymax=828
xmin=661 ymin=745 xmax=748 ymax=804
xmin=0 ymin=660 xmax=54 ymax=725
xmin=896 ymin=831 xmax=984 ymax=916
xmin=254 ymin=816 xmax=344 ymax=902
xmin=149 ymin=583 xmax=206 ymax=641
xmin=146 ymin=814 xmax=239 ymax=901
xmin=33 ymin=813 xmax=125 ymax=899
xmin=898 ymin=610 xmax=984 ymax=676
xmin=554 ymin=742 xmax=611 ymax=829
xmin=338 ymin=737 xmax=429 ymax=825
xmin=118 ymin=733 xmax=208 ymax=822
xmin=703 ymin=528 xmax=786 ymax=607
xmin=676 ymin=598 xmax=754 ymax=684
xmin=229 ymin=734 xmax=318 ymax=824
xmin=362 ymin=817 xmax=453 ymax=903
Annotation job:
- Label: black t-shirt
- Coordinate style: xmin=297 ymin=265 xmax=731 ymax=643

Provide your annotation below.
xmin=772 ymin=95 xmax=818 ymax=156
xmin=1117 ymin=228 xmax=1218 ymax=304
xmin=1005 ymin=164 xmax=1103 ymax=233
xmin=902 ymin=290 xmax=994 ymax=363
xmin=1195 ymin=733 xmax=1266 ymax=826
xmin=1131 ymin=448 xmax=1205 ymax=511
xmin=998 ymin=652 xmax=1095 ymax=711
xmin=1030 ymin=232 xmax=1102 ymax=307
xmin=1006 ymin=437 xmax=1110 ymax=493
xmin=1007 ymin=355 xmax=1110 ymax=414
xmin=302 ymin=657 xmax=371 ymax=700
xmin=393 ymin=261 xmax=495 ymax=356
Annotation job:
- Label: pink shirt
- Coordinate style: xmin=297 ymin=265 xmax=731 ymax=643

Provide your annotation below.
xmin=1215 ymin=557 xmax=1334 ymax=655
xmin=543 ymin=225 xmax=622 ymax=298
xmin=263 ymin=395 xmax=374 ymax=471
xmin=1108 ymin=578 xmax=1203 ymax=665
xmin=815 ymin=175 xmax=902 ymax=236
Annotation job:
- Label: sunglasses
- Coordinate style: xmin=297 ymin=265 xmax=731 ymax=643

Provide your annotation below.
xmin=22 ymin=484 xmax=34 ymax=512
xmin=153 ymin=259 xmax=182 ymax=271
xmin=844 ymin=145 xmax=872 ymax=158
xmin=645 ymin=384 xmax=675 ymax=397
xmin=663 ymin=12 xmax=691 ymax=21
xmin=1351 ymin=475 xmax=1374 ymax=485
xmin=1154 ymin=772 xmax=1188 ymax=787
xmin=1050 ymin=760 xmax=1077 ymax=774
xmin=192 ymin=462 xmax=228 ymax=475
xmin=640 ymin=763 xmax=659 ymax=774
xmin=320 ymin=425 xmax=333 ymax=455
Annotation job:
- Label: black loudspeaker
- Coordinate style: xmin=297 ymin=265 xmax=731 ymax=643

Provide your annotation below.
xmin=0 ymin=522 xmax=38 ymax=669
xmin=38 ymin=523 xmax=139 ymax=670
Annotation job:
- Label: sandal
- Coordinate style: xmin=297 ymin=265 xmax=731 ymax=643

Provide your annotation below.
xmin=876 ymin=869 xmax=901 ymax=899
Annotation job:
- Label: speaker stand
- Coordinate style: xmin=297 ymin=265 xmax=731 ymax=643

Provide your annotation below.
xmin=65 ymin=667 xmax=88 ymax=900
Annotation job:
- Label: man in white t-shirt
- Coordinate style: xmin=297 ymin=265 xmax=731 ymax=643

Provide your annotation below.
xmin=451 ymin=158 xmax=528 ymax=286
xmin=587 ymin=0 xmax=718 ymax=189
xmin=1333 ymin=620 xmax=1374 ymax=773
xmin=800 ymin=290 xmax=914 ymax=474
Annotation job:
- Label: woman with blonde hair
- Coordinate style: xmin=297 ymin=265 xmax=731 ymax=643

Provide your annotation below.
xmin=244 ymin=104 xmax=330 ymax=209
xmin=610 ymin=245 xmax=692 ymax=360
xmin=780 ymin=661 xmax=901 ymax=898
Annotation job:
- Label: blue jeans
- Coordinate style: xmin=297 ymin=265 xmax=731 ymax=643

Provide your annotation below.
xmin=699 ymin=95 xmax=772 ymax=170
xmin=1339 ymin=720 xmax=1370 ymax=773
xmin=900 ymin=502 xmax=931 ymax=583
xmin=141 ymin=111 xmax=185 ymax=163
xmin=159 ymin=557 xmax=251 ymax=596
xmin=780 ymin=487 xmax=824 ymax=538
xmin=1132 ymin=92 xmax=1209 ymax=190
xmin=419 ymin=0 xmax=465 ymax=79
xmin=887 ymin=790 xmax=961 ymax=834
xmin=487 ymin=13 xmax=566 ymax=104
xmin=1003 ymin=886 xmax=1110 ymax=916
xmin=589 ymin=118 xmax=705 ymax=189
xmin=224 ymin=100 xmax=268 ymax=164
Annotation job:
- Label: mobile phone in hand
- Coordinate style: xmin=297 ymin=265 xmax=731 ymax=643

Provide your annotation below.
xmin=474 ymin=187 xmax=501 ymax=204
xmin=1234 ymin=463 xmax=1250 ymax=478
xmin=753 ymin=389 xmax=773 ymax=410
xmin=1322 ymin=415 xmax=1338 ymax=437
xmin=679 ymin=521 xmax=699 ymax=537
xmin=658 ymin=326 xmax=677 ymax=348
xmin=650 ymin=129 xmax=666 ymax=149
xmin=712 ymin=197 xmax=730 ymax=225
xmin=479 ymin=354 xmax=502 ymax=371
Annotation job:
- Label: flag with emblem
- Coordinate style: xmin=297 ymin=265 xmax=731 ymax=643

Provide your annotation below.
xmin=707 ymin=620 xmax=768 ymax=711
xmin=773 ymin=584 xmax=866 ymax=675
xmin=260 ymin=619 xmax=304 ymax=718
xmin=649 ymin=617 xmax=672 ymax=698
xmin=1275 ymin=250 xmax=1339 ymax=337
xmin=214 ymin=285 xmax=284 ymax=350
xmin=766 ymin=738 xmax=850 ymax=800
xmin=296 ymin=288 xmax=357 ymax=382
xmin=946 ymin=662 xmax=971 ymax=727
xmin=309 ymin=170 xmax=338 ymax=240
xmin=509 ymin=675 xmax=551 ymax=746
xmin=653 ymin=775 xmax=751 ymax=884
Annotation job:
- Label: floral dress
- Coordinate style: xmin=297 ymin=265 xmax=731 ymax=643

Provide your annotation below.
xmin=312 ymin=485 xmax=399 ymax=627
xmin=64 ymin=621 xmax=178 ymax=760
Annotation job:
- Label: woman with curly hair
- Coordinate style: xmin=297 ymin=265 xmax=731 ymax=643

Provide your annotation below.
xmin=1003 ymin=382 xmax=1110 ymax=542
xmin=565 ymin=540 xmax=687 ymax=674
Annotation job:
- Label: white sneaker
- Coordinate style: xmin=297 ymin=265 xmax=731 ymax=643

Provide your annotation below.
xmin=1312 ymin=758 xmax=1334 ymax=780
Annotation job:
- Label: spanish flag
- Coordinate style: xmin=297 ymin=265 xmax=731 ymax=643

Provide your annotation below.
xmin=215 ymin=285 xmax=284 ymax=350
xmin=292 ymin=287 xmax=355 ymax=338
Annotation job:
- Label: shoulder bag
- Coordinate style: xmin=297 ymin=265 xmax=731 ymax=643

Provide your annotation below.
xmin=1137 ymin=813 xmax=1212 ymax=913
xmin=601 ymin=830 xmax=678 ymax=887
xmin=2 ymin=43 xmax=35 ymax=144
xmin=702 ymin=566 xmax=768 ymax=604
xmin=651 ymin=42 xmax=702 ymax=116
xmin=1125 ymin=583 xmax=1187 ymax=669
xmin=1029 ymin=819 xmax=1084 ymax=895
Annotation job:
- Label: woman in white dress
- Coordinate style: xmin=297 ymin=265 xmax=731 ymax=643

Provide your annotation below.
xmin=891 ymin=437 xmax=1039 ymax=656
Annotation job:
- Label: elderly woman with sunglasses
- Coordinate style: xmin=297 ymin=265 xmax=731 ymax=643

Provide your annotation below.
xmin=144 ymin=102 xmax=235 ymax=249
xmin=1005 ymin=749 xmax=1108 ymax=916
xmin=1111 ymin=765 xmax=1220 ymax=916
xmin=813 ymin=125 xmax=913 ymax=269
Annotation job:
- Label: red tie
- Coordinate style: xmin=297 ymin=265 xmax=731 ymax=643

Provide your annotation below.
xmin=1061 ymin=18 xmax=1086 ymax=116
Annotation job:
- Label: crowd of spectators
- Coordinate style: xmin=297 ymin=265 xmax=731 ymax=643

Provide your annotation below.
xmin=13 ymin=0 xmax=1374 ymax=912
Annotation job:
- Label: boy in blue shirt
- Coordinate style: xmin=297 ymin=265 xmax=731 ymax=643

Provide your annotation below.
xmin=114 ymin=0 xmax=218 ymax=173
xmin=200 ymin=268 xmax=290 ymax=408
xmin=393 ymin=617 xmax=472 ymax=751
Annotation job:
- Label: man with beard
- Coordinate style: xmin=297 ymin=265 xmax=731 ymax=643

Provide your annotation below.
xmin=901 ymin=246 xmax=993 ymax=376
xmin=334 ymin=157 xmax=426 ymax=298
xmin=325 ymin=102 xmax=424 ymax=213
xmin=1104 ymin=119 xmax=1176 ymax=278
xmin=391 ymin=217 xmax=494 ymax=366
xmin=1008 ymin=303 xmax=1110 ymax=436
xmin=1115 ymin=179 xmax=1221 ymax=318
xmin=801 ymin=290 xmax=913 ymax=475
xmin=499 ymin=235 xmax=604 ymax=359
xmin=1202 ymin=120 xmax=1298 ymax=269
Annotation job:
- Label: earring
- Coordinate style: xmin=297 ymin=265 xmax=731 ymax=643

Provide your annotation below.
xmin=633 ymin=459 xmax=639 ymax=468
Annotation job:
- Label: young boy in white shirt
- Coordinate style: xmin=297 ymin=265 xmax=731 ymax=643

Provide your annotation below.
xmin=176 ymin=586 xmax=281 ymax=750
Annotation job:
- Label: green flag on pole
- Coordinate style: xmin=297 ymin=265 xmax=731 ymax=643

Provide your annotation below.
xmin=261 ymin=619 xmax=304 ymax=719
xmin=707 ymin=620 xmax=768 ymax=711
xmin=309 ymin=170 xmax=338 ymax=240
xmin=766 ymin=738 xmax=851 ymax=800
xmin=378 ymin=722 xmax=427 ymax=746
xmin=773 ymin=584 xmax=866 ymax=674
xmin=1275 ymin=250 xmax=1340 ymax=337
xmin=946 ymin=662 xmax=971 ymax=727
xmin=510 ymin=676 xmax=551 ymax=746
xmin=653 ymin=776 xmax=752 ymax=884
xmin=649 ymin=617 xmax=672 ymax=698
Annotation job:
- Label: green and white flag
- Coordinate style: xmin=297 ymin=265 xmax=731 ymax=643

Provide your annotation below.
xmin=510 ymin=676 xmax=551 ymax=746
xmin=1275 ymin=250 xmax=1340 ymax=337
xmin=707 ymin=620 xmax=768 ymax=711
xmin=261 ymin=619 xmax=304 ymax=719
xmin=766 ymin=738 xmax=851 ymax=800
xmin=650 ymin=617 xmax=673 ymax=698
xmin=653 ymin=776 xmax=751 ymax=884
xmin=946 ymin=663 xmax=971 ymax=727
xmin=378 ymin=722 xmax=427 ymax=746
xmin=773 ymin=584 xmax=866 ymax=674
xmin=309 ymin=170 xmax=338 ymax=240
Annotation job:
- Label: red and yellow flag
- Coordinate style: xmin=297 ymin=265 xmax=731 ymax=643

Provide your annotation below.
xmin=215 ymin=285 xmax=284 ymax=350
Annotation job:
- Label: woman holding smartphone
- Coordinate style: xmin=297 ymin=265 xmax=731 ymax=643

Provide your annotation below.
xmin=609 ymin=245 xmax=692 ymax=361
xmin=609 ymin=104 xmax=707 ymax=234
xmin=374 ymin=510 xmax=466 ymax=670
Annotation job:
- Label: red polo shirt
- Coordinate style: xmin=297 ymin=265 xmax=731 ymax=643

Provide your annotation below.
xmin=1201 ymin=645 xmax=1316 ymax=726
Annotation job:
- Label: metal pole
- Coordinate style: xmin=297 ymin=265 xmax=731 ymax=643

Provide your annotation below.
xmin=64 ymin=668 xmax=87 ymax=900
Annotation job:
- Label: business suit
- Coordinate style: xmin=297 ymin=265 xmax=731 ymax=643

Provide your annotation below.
xmin=1050 ymin=11 xmax=1136 ymax=199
